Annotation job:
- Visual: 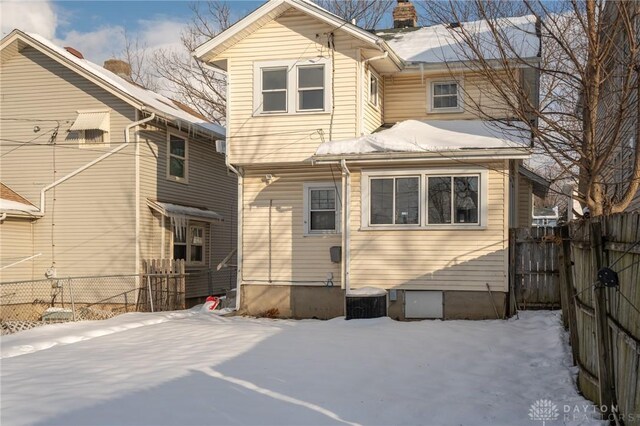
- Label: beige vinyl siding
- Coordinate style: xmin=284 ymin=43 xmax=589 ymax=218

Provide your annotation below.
xmin=348 ymin=161 xmax=509 ymax=292
xmin=242 ymin=166 xmax=342 ymax=285
xmin=363 ymin=66 xmax=384 ymax=134
xmin=0 ymin=46 xmax=137 ymax=279
xmin=517 ymin=176 xmax=533 ymax=227
xmin=220 ymin=8 xmax=362 ymax=165
xmin=138 ymin=127 xmax=237 ymax=297
xmin=241 ymin=161 xmax=509 ymax=292
xmin=0 ymin=218 xmax=36 ymax=282
xmin=384 ymin=72 xmax=514 ymax=123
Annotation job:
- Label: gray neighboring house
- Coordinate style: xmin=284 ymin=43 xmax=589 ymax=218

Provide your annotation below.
xmin=0 ymin=30 xmax=237 ymax=303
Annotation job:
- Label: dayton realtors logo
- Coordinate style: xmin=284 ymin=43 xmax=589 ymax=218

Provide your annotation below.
xmin=529 ymin=400 xmax=560 ymax=426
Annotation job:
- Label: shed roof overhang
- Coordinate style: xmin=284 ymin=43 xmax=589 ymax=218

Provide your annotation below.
xmin=147 ymin=199 xmax=224 ymax=223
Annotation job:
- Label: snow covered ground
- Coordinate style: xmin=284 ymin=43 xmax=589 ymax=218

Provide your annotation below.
xmin=1 ymin=310 xmax=602 ymax=426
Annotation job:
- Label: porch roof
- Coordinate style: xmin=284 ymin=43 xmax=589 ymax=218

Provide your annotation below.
xmin=147 ymin=199 xmax=223 ymax=222
xmin=314 ymin=120 xmax=532 ymax=161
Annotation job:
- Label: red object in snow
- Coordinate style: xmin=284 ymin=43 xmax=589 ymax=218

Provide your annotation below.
xmin=205 ymin=296 xmax=220 ymax=311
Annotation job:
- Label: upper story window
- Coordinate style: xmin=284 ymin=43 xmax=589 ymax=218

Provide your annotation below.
xmin=167 ymin=133 xmax=188 ymax=183
xmin=369 ymin=73 xmax=379 ymax=107
xmin=69 ymin=110 xmax=110 ymax=148
xmin=298 ymin=65 xmax=325 ymax=111
xmin=429 ymin=80 xmax=463 ymax=113
xmin=362 ymin=169 xmax=487 ymax=229
xmin=254 ymin=59 xmax=331 ymax=115
xmin=262 ymin=67 xmax=287 ymax=113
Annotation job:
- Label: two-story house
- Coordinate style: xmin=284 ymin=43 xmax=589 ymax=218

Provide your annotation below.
xmin=0 ymin=30 xmax=237 ymax=304
xmin=195 ymin=0 xmax=541 ymax=319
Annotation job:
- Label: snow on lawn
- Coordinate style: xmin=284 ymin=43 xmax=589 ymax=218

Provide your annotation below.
xmin=0 ymin=310 xmax=602 ymax=426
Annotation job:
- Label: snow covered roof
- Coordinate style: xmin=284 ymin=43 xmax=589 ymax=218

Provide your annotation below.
xmin=0 ymin=183 xmax=39 ymax=216
xmin=375 ymin=15 xmax=540 ymax=64
xmin=2 ymin=30 xmax=224 ymax=139
xmin=315 ymin=120 xmax=531 ymax=158
xmin=147 ymin=199 xmax=223 ymax=222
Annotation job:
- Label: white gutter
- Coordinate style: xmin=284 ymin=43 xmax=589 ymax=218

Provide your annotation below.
xmin=340 ymin=159 xmax=350 ymax=293
xmin=313 ymin=149 xmax=531 ymax=164
xmin=37 ymin=112 xmax=156 ymax=216
xmin=0 ymin=213 xmax=5 ymax=223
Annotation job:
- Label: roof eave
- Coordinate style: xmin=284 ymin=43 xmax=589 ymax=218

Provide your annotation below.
xmin=313 ymin=147 xmax=531 ymax=163
xmin=193 ymin=0 xmax=395 ymax=67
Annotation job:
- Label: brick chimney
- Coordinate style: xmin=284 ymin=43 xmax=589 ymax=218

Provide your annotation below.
xmin=103 ymin=59 xmax=132 ymax=81
xmin=393 ymin=0 xmax=417 ymax=29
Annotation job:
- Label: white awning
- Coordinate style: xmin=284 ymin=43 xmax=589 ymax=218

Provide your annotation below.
xmin=69 ymin=111 xmax=110 ymax=132
xmin=147 ymin=199 xmax=223 ymax=222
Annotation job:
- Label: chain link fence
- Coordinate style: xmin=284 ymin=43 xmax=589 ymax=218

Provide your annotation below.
xmin=0 ymin=275 xmax=143 ymax=335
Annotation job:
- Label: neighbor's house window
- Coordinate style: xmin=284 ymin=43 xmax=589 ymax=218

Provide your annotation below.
xmin=429 ymin=80 xmax=462 ymax=112
xmin=303 ymin=183 xmax=341 ymax=235
xmin=167 ymin=134 xmax=188 ymax=182
xmin=298 ymin=65 xmax=325 ymax=111
xmin=69 ymin=110 xmax=110 ymax=148
xmin=173 ymin=223 xmax=205 ymax=265
xmin=262 ymin=67 xmax=287 ymax=112
xmin=254 ymin=59 xmax=331 ymax=115
xmin=369 ymin=73 xmax=379 ymax=107
xmin=362 ymin=169 xmax=486 ymax=228
xmin=189 ymin=225 xmax=205 ymax=264
xmin=370 ymin=177 xmax=419 ymax=225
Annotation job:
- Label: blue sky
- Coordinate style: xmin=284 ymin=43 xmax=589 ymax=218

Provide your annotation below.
xmin=1 ymin=1 xmax=267 ymax=64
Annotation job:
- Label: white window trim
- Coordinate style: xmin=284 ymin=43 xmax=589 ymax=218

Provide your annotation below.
xmin=303 ymin=182 xmax=342 ymax=236
xmin=166 ymin=132 xmax=189 ymax=184
xmin=171 ymin=222 xmax=206 ymax=266
xmin=296 ymin=64 xmax=326 ymax=112
xmin=360 ymin=168 xmax=488 ymax=230
xmin=369 ymin=70 xmax=380 ymax=109
xmin=188 ymin=224 xmax=206 ymax=266
xmin=427 ymin=78 xmax=464 ymax=114
xmin=253 ymin=58 xmax=332 ymax=116
xmin=261 ymin=66 xmax=288 ymax=113
xmin=368 ymin=175 xmax=421 ymax=227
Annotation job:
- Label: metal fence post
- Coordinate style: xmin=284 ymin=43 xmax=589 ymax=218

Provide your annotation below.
xmin=68 ymin=278 xmax=77 ymax=321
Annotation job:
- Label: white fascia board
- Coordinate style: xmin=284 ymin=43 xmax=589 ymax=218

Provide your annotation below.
xmin=193 ymin=0 xmax=401 ymax=69
xmin=313 ymin=148 xmax=531 ymax=163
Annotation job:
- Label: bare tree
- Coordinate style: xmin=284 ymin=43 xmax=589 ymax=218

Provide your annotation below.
xmin=421 ymin=0 xmax=640 ymax=215
xmin=118 ymin=31 xmax=160 ymax=91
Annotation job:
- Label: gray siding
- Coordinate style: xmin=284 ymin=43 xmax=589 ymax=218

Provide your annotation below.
xmin=138 ymin=126 xmax=237 ymax=298
xmin=0 ymin=46 xmax=137 ymax=280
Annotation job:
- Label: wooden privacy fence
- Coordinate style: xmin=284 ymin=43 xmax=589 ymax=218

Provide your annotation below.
xmin=559 ymin=213 xmax=640 ymax=422
xmin=138 ymin=259 xmax=186 ymax=312
xmin=510 ymin=227 xmax=562 ymax=309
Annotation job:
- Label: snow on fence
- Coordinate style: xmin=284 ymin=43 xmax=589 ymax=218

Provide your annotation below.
xmin=510 ymin=226 xmax=562 ymax=309
xmin=559 ymin=213 xmax=640 ymax=423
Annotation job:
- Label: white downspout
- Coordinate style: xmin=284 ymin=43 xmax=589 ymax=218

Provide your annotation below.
xmin=37 ymin=111 xmax=156 ymax=215
xmin=340 ymin=159 xmax=350 ymax=293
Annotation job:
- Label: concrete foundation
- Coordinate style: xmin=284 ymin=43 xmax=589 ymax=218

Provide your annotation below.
xmin=240 ymin=285 xmax=507 ymax=320
xmin=240 ymin=284 xmax=344 ymax=319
